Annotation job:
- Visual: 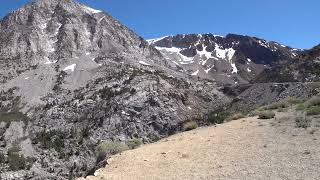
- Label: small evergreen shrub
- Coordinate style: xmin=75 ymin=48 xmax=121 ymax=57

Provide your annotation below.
xmin=258 ymin=111 xmax=275 ymax=119
xmin=126 ymin=138 xmax=143 ymax=149
xmin=306 ymin=106 xmax=320 ymax=116
xmin=305 ymin=96 xmax=320 ymax=108
xmin=182 ymin=121 xmax=198 ymax=131
xmin=295 ymin=115 xmax=311 ymax=128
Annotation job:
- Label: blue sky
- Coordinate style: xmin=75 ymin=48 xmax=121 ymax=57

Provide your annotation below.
xmin=0 ymin=0 xmax=319 ymax=49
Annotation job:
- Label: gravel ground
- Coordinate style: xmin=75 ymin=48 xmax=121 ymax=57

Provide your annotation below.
xmin=82 ymin=114 xmax=320 ymax=180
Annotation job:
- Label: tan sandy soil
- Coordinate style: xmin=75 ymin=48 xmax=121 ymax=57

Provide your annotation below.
xmin=81 ymin=114 xmax=320 ymax=180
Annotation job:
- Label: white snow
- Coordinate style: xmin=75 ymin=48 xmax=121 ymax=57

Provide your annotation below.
xmin=147 ymin=36 xmax=170 ymax=44
xmin=81 ymin=5 xmax=102 ymax=14
xmin=24 ymin=77 xmax=29 ymax=80
xmin=155 ymin=46 xmax=194 ymax=62
xmin=197 ymin=45 xmax=214 ymax=61
xmin=44 ymin=57 xmax=57 ymax=64
xmin=86 ymin=52 xmax=91 ymax=56
xmin=139 ymin=61 xmax=151 ymax=66
xmin=247 ymin=58 xmax=252 ymax=62
xmin=191 ymin=70 xmax=199 ymax=76
xmin=281 ymin=45 xmax=286 ymax=48
xmin=214 ymin=45 xmax=235 ymax=61
xmin=187 ymin=106 xmax=192 ymax=110
xmin=205 ymin=65 xmax=215 ymax=74
xmin=63 ymin=64 xmax=76 ymax=72
xmin=231 ymin=62 xmax=238 ymax=74
xmin=247 ymin=68 xmax=252 ymax=72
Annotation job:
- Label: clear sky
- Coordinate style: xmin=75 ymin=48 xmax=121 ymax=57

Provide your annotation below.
xmin=0 ymin=0 xmax=319 ymax=49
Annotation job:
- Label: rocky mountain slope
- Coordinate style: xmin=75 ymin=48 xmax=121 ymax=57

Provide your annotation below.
xmin=253 ymin=44 xmax=320 ymax=83
xmin=0 ymin=0 xmax=319 ymax=180
xmin=0 ymin=0 xmax=228 ymax=179
xmin=148 ymin=34 xmax=300 ymax=85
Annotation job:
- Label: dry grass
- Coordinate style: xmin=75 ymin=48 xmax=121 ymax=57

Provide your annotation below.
xmin=182 ymin=121 xmax=198 ymax=131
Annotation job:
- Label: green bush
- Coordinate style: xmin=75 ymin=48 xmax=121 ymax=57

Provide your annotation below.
xmin=258 ymin=111 xmax=275 ymax=119
xmin=296 ymin=104 xmax=306 ymax=111
xmin=226 ymin=113 xmax=246 ymax=121
xmin=295 ymin=115 xmax=311 ymax=128
xmin=7 ymin=147 xmax=34 ymax=171
xmin=305 ymin=96 xmax=320 ymax=108
xmin=277 ymin=108 xmax=288 ymax=112
xmin=96 ymin=142 xmax=129 ymax=158
xmin=207 ymin=106 xmax=231 ymax=124
xmin=126 ymin=138 xmax=143 ymax=149
xmin=182 ymin=121 xmax=198 ymax=131
xmin=0 ymin=153 xmax=5 ymax=164
xmin=34 ymin=130 xmax=65 ymax=153
xmin=286 ymin=97 xmax=304 ymax=105
xmin=263 ymin=101 xmax=289 ymax=110
xmin=306 ymin=106 xmax=320 ymax=116
xmin=0 ymin=112 xmax=29 ymax=123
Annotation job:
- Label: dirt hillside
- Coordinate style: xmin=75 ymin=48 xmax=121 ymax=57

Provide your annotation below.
xmin=81 ymin=113 xmax=320 ymax=180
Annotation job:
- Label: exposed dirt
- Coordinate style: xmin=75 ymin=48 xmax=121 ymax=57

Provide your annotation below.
xmin=81 ymin=113 xmax=320 ymax=180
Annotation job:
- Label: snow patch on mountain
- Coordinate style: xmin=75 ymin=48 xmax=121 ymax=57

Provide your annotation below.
xmin=191 ymin=70 xmax=199 ymax=76
xmin=63 ymin=64 xmax=77 ymax=72
xmin=155 ymin=46 xmax=193 ymax=63
xmin=139 ymin=61 xmax=151 ymax=66
xmin=81 ymin=5 xmax=102 ymax=14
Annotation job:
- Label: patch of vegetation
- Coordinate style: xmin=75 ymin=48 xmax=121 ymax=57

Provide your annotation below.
xmin=95 ymin=142 xmax=129 ymax=163
xmin=225 ymin=113 xmax=246 ymax=121
xmin=0 ymin=152 xmax=5 ymax=164
xmin=263 ymin=101 xmax=289 ymax=110
xmin=0 ymin=112 xmax=29 ymax=124
xmin=207 ymin=106 xmax=232 ymax=124
xmin=7 ymin=146 xmax=34 ymax=171
xmin=98 ymin=87 xmax=130 ymax=100
xmin=182 ymin=121 xmax=198 ymax=131
xmin=286 ymin=97 xmax=304 ymax=105
xmin=258 ymin=111 xmax=275 ymax=119
xmin=33 ymin=130 xmax=66 ymax=153
xmin=126 ymin=138 xmax=143 ymax=149
xmin=306 ymin=106 xmax=320 ymax=116
xmin=295 ymin=115 xmax=311 ymax=128
xmin=296 ymin=104 xmax=306 ymax=111
xmin=53 ymin=71 xmax=67 ymax=91
xmin=305 ymin=96 xmax=320 ymax=108
xmin=277 ymin=108 xmax=288 ymax=112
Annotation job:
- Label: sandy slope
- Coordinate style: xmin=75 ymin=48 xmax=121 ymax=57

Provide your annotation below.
xmin=82 ymin=115 xmax=320 ymax=180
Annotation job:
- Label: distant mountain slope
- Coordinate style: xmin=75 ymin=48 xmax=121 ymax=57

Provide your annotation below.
xmin=253 ymin=44 xmax=320 ymax=83
xmin=148 ymin=34 xmax=300 ymax=85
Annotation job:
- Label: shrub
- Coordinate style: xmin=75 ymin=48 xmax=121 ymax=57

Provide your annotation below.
xmin=305 ymin=96 xmax=320 ymax=108
xmin=34 ymin=130 xmax=65 ymax=153
xmin=126 ymin=138 xmax=143 ymax=149
xmin=277 ymin=108 xmax=288 ymax=112
xmin=306 ymin=106 xmax=320 ymax=116
xmin=296 ymin=104 xmax=306 ymax=111
xmin=258 ymin=111 xmax=275 ymax=119
xmin=0 ymin=153 xmax=5 ymax=164
xmin=226 ymin=113 xmax=246 ymax=121
xmin=182 ymin=121 xmax=198 ymax=131
xmin=263 ymin=101 xmax=289 ymax=110
xmin=0 ymin=112 xmax=29 ymax=123
xmin=295 ymin=115 xmax=311 ymax=128
xmin=96 ymin=142 xmax=129 ymax=161
xmin=7 ymin=147 xmax=34 ymax=171
xmin=207 ymin=106 xmax=231 ymax=124
xmin=286 ymin=97 xmax=304 ymax=105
